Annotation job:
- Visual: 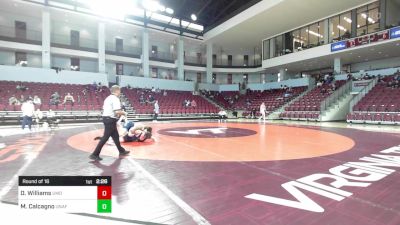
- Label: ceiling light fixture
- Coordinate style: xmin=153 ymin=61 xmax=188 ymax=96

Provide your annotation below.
xmin=165 ymin=7 xmax=174 ymax=14
xmin=343 ymin=17 xmax=352 ymax=23
xmin=191 ymin=14 xmax=197 ymax=21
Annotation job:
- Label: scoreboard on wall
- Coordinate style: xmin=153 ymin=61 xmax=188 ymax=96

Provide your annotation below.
xmin=18 ymin=176 xmax=112 ymax=213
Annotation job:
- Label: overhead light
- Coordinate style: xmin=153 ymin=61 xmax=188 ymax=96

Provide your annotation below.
xmin=191 ymin=14 xmax=197 ymax=21
xmin=357 ymin=24 xmax=360 ymax=28
xmin=361 ymin=13 xmax=367 ymax=19
xmin=343 ymin=17 xmax=352 ymax=23
xmin=306 ymin=29 xmax=323 ymax=38
xmin=337 ymin=25 xmax=347 ymax=32
xmin=378 ymin=52 xmax=382 ymax=54
xmin=142 ymin=0 xmax=161 ymax=12
xmin=79 ymin=0 xmax=135 ymax=20
xmin=165 ymin=7 xmax=174 ymax=14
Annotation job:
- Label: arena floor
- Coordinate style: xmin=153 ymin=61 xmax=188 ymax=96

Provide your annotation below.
xmin=0 ymin=120 xmax=400 ymax=225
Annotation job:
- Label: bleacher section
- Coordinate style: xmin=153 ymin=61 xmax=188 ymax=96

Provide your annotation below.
xmin=280 ymin=80 xmax=347 ymax=120
xmin=347 ymin=75 xmax=400 ymax=124
xmin=0 ymin=80 xmax=108 ymax=111
xmin=203 ymin=87 xmax=307 ymax=117
xmin=122 ymin=88 xmax=219 ymax=115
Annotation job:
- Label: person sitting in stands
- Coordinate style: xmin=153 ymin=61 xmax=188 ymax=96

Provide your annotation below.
xmin=331 ymin=83 xmax=337 ymax=91
xmin=163 ymin=90 xmax=167 ymax=96
xmin=20 ymin=95 xmax=25 ymax=103
xmin=50 ymin=91 xmax=60 ymax=102
xmin=16 ymin=84 xmax=28 ymax=91
xmin=185 ymin=100 xmax=191 ymax=107
xmin=151 ymin=87 xmax=156 ymax=92
xmin=63 ymin=93 xmax=75 ymax=106
xmin=33 ymin=95 xmax=41 ymax=105
xmin=191 ymin=100 xmax=197 ymax=107
xmin=147 ymin=94 xmax=155 ymax=104
xmin=82 ymin=88 xmax=87 ymax=96
xmin=139 ymin=95 xmax=145 ymax=105
xmin=34 ymin=108 xmax=43 ymax=125
xmin=9 ymin=95 xmax=19 ymax=105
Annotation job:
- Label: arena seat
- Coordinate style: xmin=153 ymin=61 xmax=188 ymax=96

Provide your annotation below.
xmin=122 ymin=88 xmax=219 ymax=115
xmin=347 ymin=75 xmax=400 ymax=124
xmin=0 ymin=80 xmax=109 ymax=112
xmin=202 ymin=87 xmax=307 ymax=117
xmin=280 ymin=80 xmax=347 ymax=120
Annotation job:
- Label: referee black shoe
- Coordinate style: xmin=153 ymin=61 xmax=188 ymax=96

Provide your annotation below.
xmin=119 ymin=150 xmax=130 ymax=156
xmin=89 ymin=154 xmax=103 ymax=161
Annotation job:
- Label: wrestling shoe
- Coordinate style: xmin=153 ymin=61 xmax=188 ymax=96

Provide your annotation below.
xmin=119 ymin=150 xmax=130 ymax=156
xmin=89 ymin=154 xmax=103 ymax=161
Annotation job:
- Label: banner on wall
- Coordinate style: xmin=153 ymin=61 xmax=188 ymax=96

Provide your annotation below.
xmin=330 ymin=27 xmax=394 ymax=52
xmin=390 ymin=26 xmax=400 ymax=39
xmin=330 ymin=41 xmax=347 ymax=52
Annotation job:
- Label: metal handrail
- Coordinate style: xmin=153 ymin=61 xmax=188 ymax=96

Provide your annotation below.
xmin=349 ymin=78 xmax=377 ymax=112
xmin=320 ymin=80 xmax=352 ymax=111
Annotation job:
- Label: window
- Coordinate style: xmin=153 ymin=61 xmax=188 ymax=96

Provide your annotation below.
xmin=196 ymin=53 xmax=202 ymax=64
xmin=300 ymin=26 xmax=308 ymax=49
xmin=307 ymin=23 xmax=320 ymax=48
xmin=15 ymin=52 xmax=27 ymax=66
xmin=151 ymin=67 xmax=158 ymax=78
xmin=262 ymin=39 xmax=270 ymax=60
xmin=212 ymin=73 xmax=216 ymax=84
xmin=212 ymin=54 xmax=216 ymax=65
xmin=116 ymin=63 xmax=123 ymax=75
xmin=116 ymin=38 xmax=123 ymax=52
xmin=329 ymin=11 xmax=352 ymax=43
xmin=357 ymin=2 xmax=380 ymax=36
xmin=70 ymin=58 xmax=80 ymax=71
xmin=196 ymin=72 xmax=201 ymax=83
xmin=274 ymin=35 xmax=283 ymax=57
xmin=292 ymin=29 xmax=303 ymax=52
xmin=70 ymin=30 xmax=80 ymax=47
xmin=386 ymin=0 xmax=400 ymax=28
xmin=244 ymin=55 xmax=249 ymax=66
xmin=228 ymin=55 xmax=232 ymax=66
xmin=151 ymin=46 xmax=158 ymax=56
xmin=243 ymin=74 xmax=248 ymax=83
xmin=227 ymin=74 xmax=232 ymax=84
xmin=15 ymin=21 xmax=26 ymax=39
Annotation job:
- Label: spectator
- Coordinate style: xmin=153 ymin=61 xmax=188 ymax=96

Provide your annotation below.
xmin=347 ymin=73 xmax=353 ymax=81
xmin=185 ymin=100 xmax=191 ymax=107
xmin=16 ymin=84 xmax=28 ymax=91
xmin=50 ymin=91 xmax=60 ymax=105
xmin=153 ymin=100 xmax=159 ymax=121
xmin=163 ymin=90 xmax=167 ymax=96
xmin=147 ymin=94 xmax=155 ymax=104
xmin=155 ymin=88 xmax=160 ymax=93
xmin=191 ymin=100 xmax=197 ymax=107
xmin=151 ymin=87 xmax=156 ymax=92
xmin=331 ymin=83 xmax=336 ymax=91
xmin=259 ymin=102 xmax=266 ymax=121
xmin=21 ymin=99 xmax=35 ymax=131
xmin=33 ymin=95 xmax=41 ymax=105
xmin=218 ymin=110 xmax=227 ymax=122
xmin=316 ymin=80 xmax=323 ymax=87
xmin=250 ymin=108 xmax=257 ymax=119
xmin=139 ymin=94 xmax=145 ymax=105
xmin=63 ymin=93 xmax=75 ymax=106
xmin=9 ymin=95 xmax=19 ymax=105
xmin=34 ymin=108 xmax=43 ymax=125
xmin=20 ymin=95 xmax=25 ymax=103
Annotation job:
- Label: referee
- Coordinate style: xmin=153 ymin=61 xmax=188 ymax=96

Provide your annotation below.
xmin=90 ymin=85 xmax=130 ymax=161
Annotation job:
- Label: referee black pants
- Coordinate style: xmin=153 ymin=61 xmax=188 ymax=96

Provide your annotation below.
xmin=92 ymin=117 xmax=125 ymax=156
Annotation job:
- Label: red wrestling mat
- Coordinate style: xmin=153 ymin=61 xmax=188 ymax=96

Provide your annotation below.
xmin=67 ymin=122 xmax=355 ymax=161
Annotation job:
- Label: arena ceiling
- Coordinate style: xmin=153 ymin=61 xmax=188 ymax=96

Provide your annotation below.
xmin=159 ymin=0 xmax=262 ymax=32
